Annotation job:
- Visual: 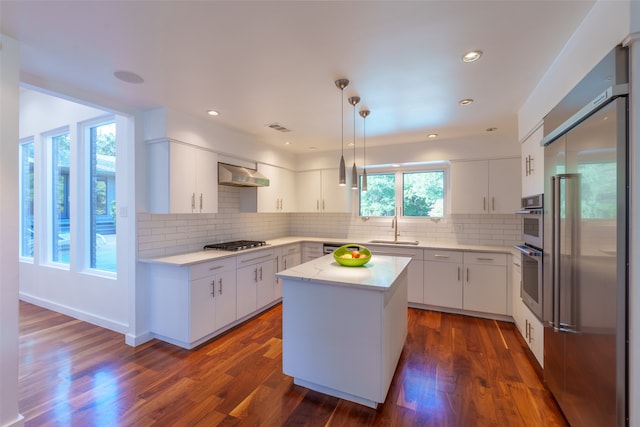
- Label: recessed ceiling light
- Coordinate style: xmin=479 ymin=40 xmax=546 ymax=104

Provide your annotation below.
xmin=207 ymin=110 xmax=219 ymax=116
xmin=284 ymin=141 xmax=291 ymax=145
xmin=486 ymin=127 xmax=498 ymax=132
xmin=462 ymin=50 xmax=483 ymax=63
xmin=427 ymin=133 xmax=438 ymax=139
xmin=113 ymin=70 xmax=144 ymax=84
xmin=459 ymin=98 xmax=474 ymax=106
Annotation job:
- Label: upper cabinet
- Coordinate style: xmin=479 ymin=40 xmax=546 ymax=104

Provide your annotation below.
xmin=252 ymin=164 xmax=296 ymax=213
xmin=147 ymin=139 xmax=218 ymax=214
xmin=521 ymin=124 xmax=545 ymax=197
xmin=451 ymin=158 xmax=521 ymax=214
xmin=296 ymin=168 xmax=352 ymax=213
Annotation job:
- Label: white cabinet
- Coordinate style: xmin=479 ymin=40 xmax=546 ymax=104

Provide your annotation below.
xmin=463 ymin=252 xmax=508 ymax=315
xmin=274 ymin=243 xmax=302 ymax=299
xmin=511 ymin=252 xmax=544 ymax=366
xmin=521 ymin=124 xmax=545 ymax=197
xmin=451 ymin=158 xmax=521 ymax=214
xmin=302 ymin=242 xmax=324 ymax=262
xmin=370 ymin=245 xmax=424 ymax=304
xmin=148 ymin=256 xmax=236 ymax=349
xmin=421 ymin=250 xmax=507 ymax=316
xmin=190 ymin=259 xmax=237 ymax=342
xmin=256 ymin=164 xmax=297 ymax=212
xmin=296 ymin=169 xmax=352 ymax=212
xmin=236 ymin=249 xmax=275 ymax=319
xmin=147 ymin=139 xmax=218 ymax=214
xmin=423 ymin=249 xmax=463 ymax=308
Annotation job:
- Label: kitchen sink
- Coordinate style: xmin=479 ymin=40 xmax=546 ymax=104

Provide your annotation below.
xmin=369 ymin=239 xmax=420 ymax=245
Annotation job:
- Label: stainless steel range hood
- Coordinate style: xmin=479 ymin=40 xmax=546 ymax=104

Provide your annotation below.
xmin=218 ymin=163 xmax=270 ymax=187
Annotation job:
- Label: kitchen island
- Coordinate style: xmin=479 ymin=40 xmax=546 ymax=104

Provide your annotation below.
xmin=276 ymin=253 xmax=411 ymax=408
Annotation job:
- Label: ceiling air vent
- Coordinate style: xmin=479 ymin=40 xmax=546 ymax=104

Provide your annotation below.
xmin=267 ymin=123 xmax=292 ymax=132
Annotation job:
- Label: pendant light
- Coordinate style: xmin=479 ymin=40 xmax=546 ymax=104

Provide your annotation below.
xmin=348 ymin=96 xmax=360 ymax=190
xmin=359 ymin=109 xmax=370 ymax=192
xmin=335 ymin=79 xmax=349 ymax=186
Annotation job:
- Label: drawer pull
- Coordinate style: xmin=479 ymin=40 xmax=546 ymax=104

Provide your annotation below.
xmin=513 ymin=262 xmax=521 ymax=268
xmin=219 ymin=278 xmax=223 ymax=295
xmin=457 ymin=266 xmax=461 ymax=281
xmin=477 ymin=257 xmax=494 ymax=261
xmin=433 ymin=254 xmax=450 ymax=259
xmin=209 ymin=265 xmax=225 ymax=271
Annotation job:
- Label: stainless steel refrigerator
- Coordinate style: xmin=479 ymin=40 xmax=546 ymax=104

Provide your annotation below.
xmin=542 ymin=46 xmax=628 ymax=426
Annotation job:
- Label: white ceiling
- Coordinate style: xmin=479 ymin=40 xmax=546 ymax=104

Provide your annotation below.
xmin=1 ymin=0 xmax=595 ymax=153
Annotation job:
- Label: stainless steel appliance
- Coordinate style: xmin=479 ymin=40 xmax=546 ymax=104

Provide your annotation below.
xmin=542 ymin=46 xmax=628 ymax=426
xmin=204 ymin=240 xmax=267 ymax=251
xmin=515 ymin=194 xmax=543 ymax=320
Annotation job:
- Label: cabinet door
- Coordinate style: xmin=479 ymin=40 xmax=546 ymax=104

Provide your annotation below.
xmin=463 ymin=264 xmax=507 ymax=315
xmin=488 ymin=158 xmax=521 ymax=214
xmin=450 ymin=160 xmax=489 ymax=214
xmin=521 ymin=125 xmax=545 ymax=197
xmin=195 ymin=149 xmax=218 ymax=213
xmin=296 ymin=170 xmax=321 ymax=212
xmin=279 ymin=168 xmax=297 ymax=212
xmin=424 ymin=260 xmax=463 ymax=308
xmin=214 ymin=269 xmax=237 ymax=329
xmin=190 ymin=276 xmax=217 ymax=341
xmin=236 ymin=265 xmax=258 ymax=319
xmin=257 ymin=164 xmax=284 ymax=212
xmin=256 ymin=260 xmax=275 ymax=308
xmin=321 ymin=168 xmax=351 ymax=212
xmin=169 ymin=142 xmax=198 ymax=214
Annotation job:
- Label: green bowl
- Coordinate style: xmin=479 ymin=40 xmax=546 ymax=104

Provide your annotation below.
xmin=333 ymin=244 xmax=372 ymax=267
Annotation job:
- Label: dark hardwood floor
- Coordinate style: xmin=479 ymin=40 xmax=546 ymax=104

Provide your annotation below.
xmin=18 ymin=300 xmax=568 ymax=426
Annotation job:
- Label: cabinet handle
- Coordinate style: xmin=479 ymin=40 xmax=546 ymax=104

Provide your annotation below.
xmin=528 ymin=154 xmax=534 ymax=175
xmin=254 ymin=268 xmax=258 ymax=282
xmin=483 ymin=197 xmax=486 ymax=211
xmin=323 ymin=200 xmax=325 ymax=211
xmin=200 ymin=193 xmax=203 ymax=211
xmin=433 ymin=254 xmax=450 ymax=259
xmin=209 ymin=265 xmax=224 ymax=271
xmin=219 ymin=278 xmax=223 ymax=295
xmin=477 ymin=257 xmax=494 ymax=261
xmin=457 ymin=266 xmax=461 ymax=281
xmin=525 ymin=156 xmax=530 ymax=176
xmin=211 ymin=279 xmax=215 ymax=298
xmin=316 ymin=200 xmax=319 ymax=211
xmin=525 ymin=319 xmax=528 ymax=339
xmin=466 ymin=268 xmax=470 ymax=282
xmin=492 ymin=197 xmax=495 ymax=211
xmin=284 ymin=258 xmax=287 ymax=269
xmin=513 ymin=262 xmax=521 ymax=268
xmin=259 ymin=266 xmax=263 ymax=280
xmin=191 ymin=193 xmax=196 ymax=210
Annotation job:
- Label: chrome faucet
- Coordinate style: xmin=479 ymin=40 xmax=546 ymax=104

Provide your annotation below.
xmin=391 ymin=208 xmax=399 ymax=242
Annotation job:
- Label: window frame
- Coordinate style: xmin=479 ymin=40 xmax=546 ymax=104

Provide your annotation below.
xmin=358 ymin=163 xmax=449 ymax=219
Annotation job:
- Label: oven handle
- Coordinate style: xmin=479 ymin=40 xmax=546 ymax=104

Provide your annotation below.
xmin=514 ymin=245 xmax=542 ymax=257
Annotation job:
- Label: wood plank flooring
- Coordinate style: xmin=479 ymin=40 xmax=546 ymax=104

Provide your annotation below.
xmin=18 ymin=301 xmax=568 ymax=426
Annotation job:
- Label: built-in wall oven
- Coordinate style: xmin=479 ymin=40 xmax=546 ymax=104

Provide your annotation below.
xmin=515 ymin=194 xmax=543 ymax=320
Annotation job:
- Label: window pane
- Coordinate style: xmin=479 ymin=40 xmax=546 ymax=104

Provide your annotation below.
xmin=20 ymin=141 xmax=35 ymax=258
xmin=90 ymin=122 xmax=116 ymax=272
xmin=51 ymin=133 xmax=70 ymax=264
xmin=359 ymin=173 xmax=396 ymax=216
xmin=403 ymin=171 xmax=444 ymax=217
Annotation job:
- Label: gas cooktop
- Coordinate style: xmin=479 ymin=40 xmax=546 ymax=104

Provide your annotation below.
xmin=203 ymin=240 xmax=267 ymax=251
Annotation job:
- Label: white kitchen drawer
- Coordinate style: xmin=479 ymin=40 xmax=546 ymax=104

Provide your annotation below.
xmin=190 ymin=257 xmax=236 ymax=280
xmin=423 ymin=249 xmax=463 ymax=263
xmin=281 ymin=244 xmax=301 ymax=255
xmin=463 ymin=252 xmax=507 ymax=266
xmin=369 ymin=245 xmax=423 ymax=260
xmin=236 ymin=249 xmax=274 ymax=267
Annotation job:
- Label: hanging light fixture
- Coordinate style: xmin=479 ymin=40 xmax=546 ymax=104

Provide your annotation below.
xmin=359 ymin=109 xmax=370 ymax=192
xmin=335 ymin=79 xmax=349 ymax=186
xmin=348 ymin=96 xmax=360 ymax=190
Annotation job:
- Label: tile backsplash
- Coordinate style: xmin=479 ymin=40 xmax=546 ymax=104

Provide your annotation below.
xmin=137 ymin=186 xmax=521 ymax=259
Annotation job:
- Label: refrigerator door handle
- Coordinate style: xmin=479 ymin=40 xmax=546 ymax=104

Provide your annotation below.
xmin=551 ymin=175 xmax=561 ymax=332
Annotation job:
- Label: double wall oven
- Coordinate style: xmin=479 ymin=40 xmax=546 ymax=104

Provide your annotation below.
xmin=515 ymin=194 xmax=543 ymax=320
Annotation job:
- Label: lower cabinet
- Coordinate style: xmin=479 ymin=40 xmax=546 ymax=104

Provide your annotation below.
xmin=275 ymin=244 xmax=302 ymax=299
xmin=421 ymin=250 xmax=508 ymax=316
xmin=236 ymin=249 xmax=275 ymax=319
xmin=148 ymin=256 xmax=237 ymax=349
xmin=368 ymin=245 xmax=424 ymax=303
xmin=302 ymin=242 xmax=323 ymax=262
xmin=511 ymin=252 xmax=544 ymax=366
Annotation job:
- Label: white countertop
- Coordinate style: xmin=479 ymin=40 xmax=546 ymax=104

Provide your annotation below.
xmin=138 ymin=235 xmax=514 ymax=267
xmin=276 ymin=253 xmax=411 ymax=291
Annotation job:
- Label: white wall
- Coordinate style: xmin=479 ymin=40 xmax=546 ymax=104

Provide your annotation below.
xmin=517 ymin=1 xmax=638 ymax=425
xmin=0 ymin=34 xmax=25 ymax=427
xmin=18 ymin=90 xmax=129 ymax=334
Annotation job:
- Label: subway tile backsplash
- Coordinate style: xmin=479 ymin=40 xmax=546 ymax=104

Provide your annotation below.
xmin=137 ymin=186 xmax=522 ymax=259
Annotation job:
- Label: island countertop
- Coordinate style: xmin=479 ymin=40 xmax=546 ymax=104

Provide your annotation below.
xmin=276 ymin=253 xmax=411 ymax=291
